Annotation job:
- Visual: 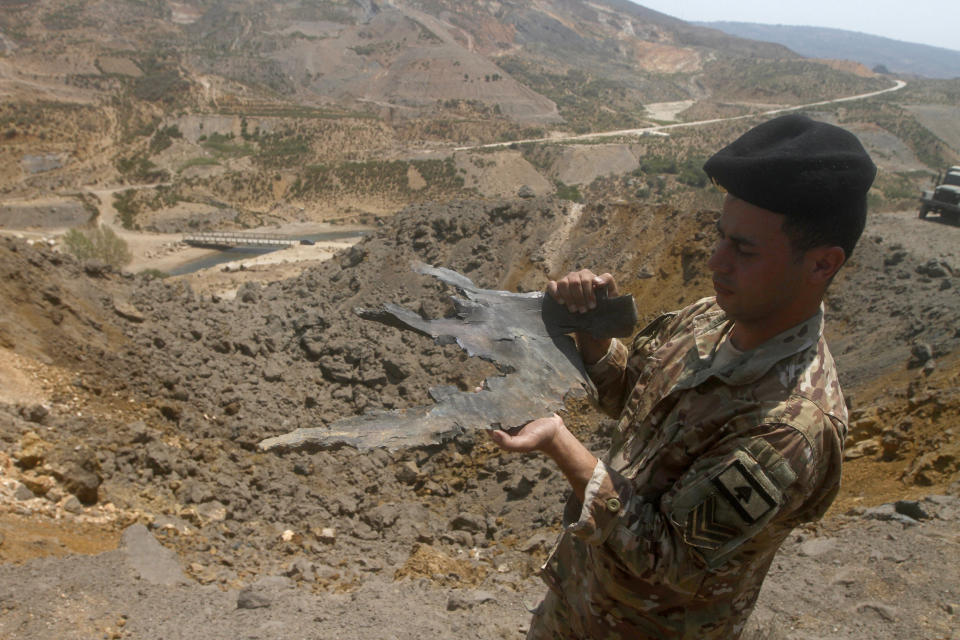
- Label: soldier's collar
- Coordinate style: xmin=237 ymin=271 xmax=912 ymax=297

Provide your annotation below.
xmin=687 ymin=303 xmax=823 ymax=386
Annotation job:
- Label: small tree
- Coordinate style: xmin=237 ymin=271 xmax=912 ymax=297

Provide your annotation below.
xmin=62 ymin=225 xmax=132 ymax=269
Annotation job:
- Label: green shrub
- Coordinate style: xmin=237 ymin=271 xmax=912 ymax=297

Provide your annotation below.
xmin=291 ymin=158 xmax=462 ymax=197
xmin=640 ymin=156 xmax=678 ymax=174
xmin=637 ymin=155 xmax=707 ymax=188
xmin=138 ymin=268 xmax=170 ymax=279
xmin=255 ymin=133 xmax=311 ymax=167
xmin=202 ymin=132 xmax=253 ymax=157
xmin=178 ymin=157 xmax=220 ymax=173
xmin=677 ymin=158 xmax=708 ymax=188
xmin=350 ymin=44 xmax=376 ymax=56
xmin=133 ymin=70 xmax=190 ymax=105
xmin=62 ymin=225 xmax=132 ymax=268
xmin=149 ymin=124 xmax=183 ymax=154
xmin=555 ymin=182 xmax=582 ymax=203
xmin=113 ymin=190 xmax=139 ymax=229
xmin=646 ymin=175 xmax=666 ymax=194
xmin=41 ymin=4 xmax=85 ymax=30
xmin=116 ymin=153 xmax=167 ymax=182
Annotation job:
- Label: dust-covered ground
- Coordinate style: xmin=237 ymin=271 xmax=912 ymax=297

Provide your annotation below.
xmin=0 ymin=198 xmax=958 ymax=639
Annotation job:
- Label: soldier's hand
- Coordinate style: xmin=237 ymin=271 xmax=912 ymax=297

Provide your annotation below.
xmin=489 ymin=414 xmax=599 ymax=502
xmin=547 ymin=269 xmax=619 ymax=314
xmin=488 ymin=414 xmax=565 ymax=454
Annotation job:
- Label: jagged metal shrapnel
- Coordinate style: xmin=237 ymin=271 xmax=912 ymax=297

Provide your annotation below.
xmin=258 ymin=262 xmax=637 ymax=451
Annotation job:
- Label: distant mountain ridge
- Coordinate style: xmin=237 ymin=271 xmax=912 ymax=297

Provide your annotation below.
xmin=697 ymin=22 xmax=960 ymax=79
xmin=0 ymin=0 xmax=925 ymax=220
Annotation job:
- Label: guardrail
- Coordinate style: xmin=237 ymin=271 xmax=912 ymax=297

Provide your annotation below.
xmin=183 ymin=232 xmax=302 ymax=249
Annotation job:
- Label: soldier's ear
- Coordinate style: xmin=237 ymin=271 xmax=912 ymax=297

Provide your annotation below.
xmin=806 ymin=246 xmax=845 ymax=285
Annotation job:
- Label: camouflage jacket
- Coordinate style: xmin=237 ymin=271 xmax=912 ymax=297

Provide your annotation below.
xmin=531 ymin=297 xmax=847 ymax=639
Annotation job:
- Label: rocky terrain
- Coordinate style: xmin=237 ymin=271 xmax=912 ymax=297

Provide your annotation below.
xmin=2 ymin=1 xmax=960 ymax=638
xmin=0 ymin=195 xmax=958 ymax=639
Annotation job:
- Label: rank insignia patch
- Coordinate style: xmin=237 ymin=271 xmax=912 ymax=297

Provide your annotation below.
xmin=684 ymin=494 xmax=739 ymax=550
xmin=712 ymin=459 xmax=777 ymax=524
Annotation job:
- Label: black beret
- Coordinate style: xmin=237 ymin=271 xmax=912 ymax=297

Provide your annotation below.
xmin=703 ymin=114 xmax=877 ymax=218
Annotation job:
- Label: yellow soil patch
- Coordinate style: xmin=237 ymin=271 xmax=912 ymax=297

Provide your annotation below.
xmin=0 ymin=513 xmax=121 ymax=564
xmin=394 ymin=544 xmax=488 ymax=586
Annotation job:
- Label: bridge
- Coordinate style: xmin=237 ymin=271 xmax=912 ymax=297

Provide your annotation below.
xmin=182 ymin=232 xmax=308 ymax=250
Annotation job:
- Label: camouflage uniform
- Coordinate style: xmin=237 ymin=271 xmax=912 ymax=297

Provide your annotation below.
xmin=529 ymin=296 xmax=847 ymax=639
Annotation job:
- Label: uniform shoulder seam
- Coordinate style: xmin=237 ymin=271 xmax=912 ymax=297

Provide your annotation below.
xmin=759 ymin=394 xmax=839 ymax=458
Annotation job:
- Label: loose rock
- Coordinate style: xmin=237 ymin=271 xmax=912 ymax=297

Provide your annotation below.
xmin=856 ymin=601 xmax=898 ymax=622
xmin=446 ymin=589 xmax=496 ymax=610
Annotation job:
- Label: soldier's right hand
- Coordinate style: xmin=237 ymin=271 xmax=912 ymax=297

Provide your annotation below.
xmin=547 ymin=269 xmax=619 ymax=314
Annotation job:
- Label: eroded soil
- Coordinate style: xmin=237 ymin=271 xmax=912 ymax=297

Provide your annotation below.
xmin=0 ymin=199 xmax=958 ymax=639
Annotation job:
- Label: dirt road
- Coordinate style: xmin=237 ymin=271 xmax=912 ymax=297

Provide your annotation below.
xmin=456 ymin=80 xmax=909 ymax=151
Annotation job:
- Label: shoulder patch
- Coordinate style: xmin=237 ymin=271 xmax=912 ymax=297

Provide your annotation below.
xmin=712 ymin=459 xmax=777 ymax=524
xmin=669 ymin=447 xmax=793 ymax=568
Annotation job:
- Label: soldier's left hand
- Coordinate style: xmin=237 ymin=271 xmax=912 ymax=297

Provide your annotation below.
xmin=489 ymin=414 xmax=564 ymax=453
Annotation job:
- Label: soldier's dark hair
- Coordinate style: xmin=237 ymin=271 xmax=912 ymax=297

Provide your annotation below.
xmin=780 ymin=198 xmax=867 ymax=261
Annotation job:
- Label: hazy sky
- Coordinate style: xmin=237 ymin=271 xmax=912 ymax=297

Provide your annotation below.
xmin=633 ymin=0 xmax=960 ymax=52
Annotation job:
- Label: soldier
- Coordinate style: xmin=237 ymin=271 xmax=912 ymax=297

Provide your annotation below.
xmin=490 ymin=114 xmax=877 ymax=638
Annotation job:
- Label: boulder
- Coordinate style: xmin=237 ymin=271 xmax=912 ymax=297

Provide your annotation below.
xmin=113 ymin=298 xmax=146 ymax=322
xmin=450 ymin=513 xmax=486 ymax=535
xmin=15 ymin=431 xmax=51 ymax=469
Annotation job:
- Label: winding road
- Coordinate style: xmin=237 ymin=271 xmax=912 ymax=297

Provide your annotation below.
xmin=455 ymin=79 xmax=908 ymax=151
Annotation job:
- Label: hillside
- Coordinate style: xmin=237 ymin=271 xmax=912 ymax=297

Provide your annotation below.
xmin=0 ymin=0 xmax=908 ymax=229
xmin=698 ymin=21 xmax=960 ymax=79
xmin=0 ymin=194 xmax=958 ymax=639
xmin=2 ymin=2 xmax=960 ymax=638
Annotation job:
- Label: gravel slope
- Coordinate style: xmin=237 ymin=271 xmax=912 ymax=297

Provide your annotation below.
xmin=0 ymin=201 xmax=957 ymax=639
